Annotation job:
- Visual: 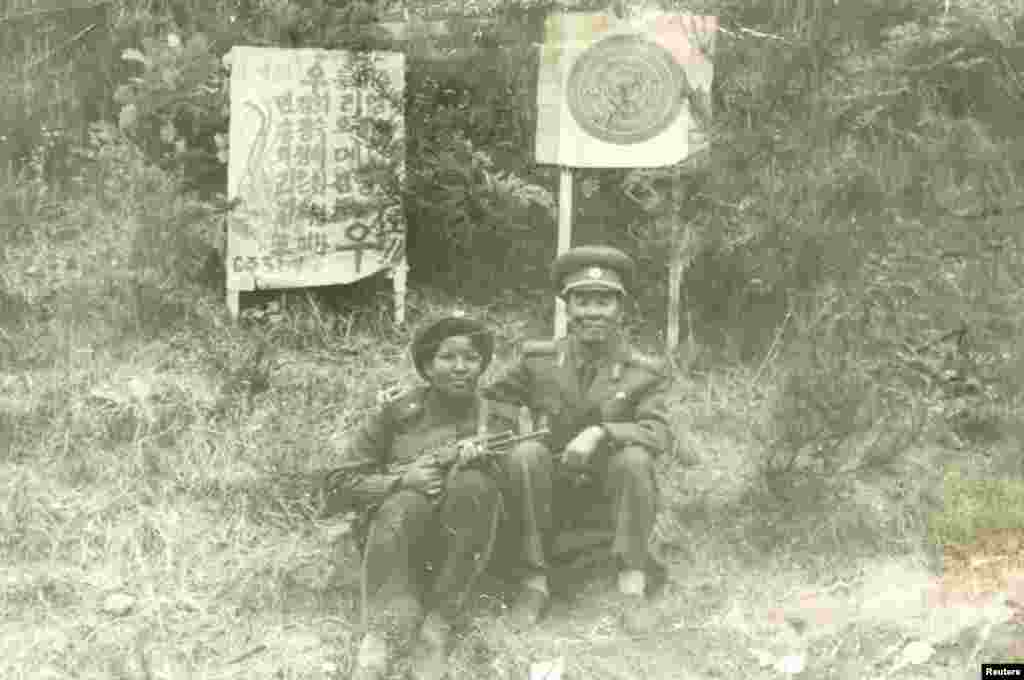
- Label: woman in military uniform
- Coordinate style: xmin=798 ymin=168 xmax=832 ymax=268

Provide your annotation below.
xmin=321 ymin=314 xmax=532 ymax=680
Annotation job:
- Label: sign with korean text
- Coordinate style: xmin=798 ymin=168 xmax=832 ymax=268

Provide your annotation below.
xmin=227 ymin=47 xmax=405 ymax=291
xmin=536 ymin=12 xmax=716 ymax=168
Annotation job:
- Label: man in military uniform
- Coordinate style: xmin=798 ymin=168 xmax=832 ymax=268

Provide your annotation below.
xmin=484 ymin=245 xmax=672 ymax=635
xmin=322 ymin=314 xmax=547 ymax=680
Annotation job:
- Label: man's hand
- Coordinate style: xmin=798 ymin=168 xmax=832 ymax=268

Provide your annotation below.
xmin=401 ymin=456 xmax=445 ymax=498
xmin=561 ymin=425 xmax=607 ymax=470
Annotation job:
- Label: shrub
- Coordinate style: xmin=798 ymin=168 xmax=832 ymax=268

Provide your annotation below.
xmin=930 ymin=468 xmax=1024 ymax=546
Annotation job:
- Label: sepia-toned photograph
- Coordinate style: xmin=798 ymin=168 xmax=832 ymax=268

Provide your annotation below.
xmin=2 ymin=1 xmax=1024 ymax=678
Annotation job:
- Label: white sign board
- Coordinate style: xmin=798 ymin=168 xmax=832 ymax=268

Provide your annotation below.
xmin=536 ymin=12 xmax=716 ymax=168
xmin=226 ymin=46 xmax=407 ymax=314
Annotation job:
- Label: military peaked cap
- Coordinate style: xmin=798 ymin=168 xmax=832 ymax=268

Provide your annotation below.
xmin=552 ymin=245 xmax=635 ymax=298
xmin=411 ymin=311 xmax=494 ymax=379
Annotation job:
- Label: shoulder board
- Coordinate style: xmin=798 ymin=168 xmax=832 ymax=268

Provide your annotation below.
xmin=484 ymin=398 xmax=521 ymax=422
xmin=521 ymin=339 xmax=558 ymax=357
xmin=627 ymin=351 xmax=668 ymax=376
xmin=375 ymin=383 xmax=406 ymax=406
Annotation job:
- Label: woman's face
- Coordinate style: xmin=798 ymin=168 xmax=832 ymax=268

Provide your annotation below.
xmin=424 ymin=335 xmax=484 ymax=399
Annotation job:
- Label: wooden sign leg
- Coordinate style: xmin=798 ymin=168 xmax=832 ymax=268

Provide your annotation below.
xmin=392 ymin=260 xmax=409 ymax=325
xmin=667 ymin=220 xmax=697 ymax=356
xmin=554 ymin=166 xmax=574 ymax=339
xmin=667 ymin=253 xmax=683 ymax=353
xmin=227 ymin=288 xmax=240 ymax=320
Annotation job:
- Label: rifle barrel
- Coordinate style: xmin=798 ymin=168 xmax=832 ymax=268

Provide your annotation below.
xmin=485 ymin=428 xmax=550 ymax=450
xmin=388 ymin=429 xmax=550 ymax=475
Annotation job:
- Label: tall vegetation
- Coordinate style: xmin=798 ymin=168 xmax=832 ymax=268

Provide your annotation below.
xmin=4 ymin=0 xmax=1024 ymax=517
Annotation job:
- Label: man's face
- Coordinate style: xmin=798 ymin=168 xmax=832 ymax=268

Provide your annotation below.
xmin=566 ymin=289 xmax=623 ymax=345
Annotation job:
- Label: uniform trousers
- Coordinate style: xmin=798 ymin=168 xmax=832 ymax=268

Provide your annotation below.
xmin=502 ymin=441 xmax=659 ymax=573
xmin=356 ymin=441 xmax=656 ymax=639
xmin=359 ymin=468 xmax=501 ymax=639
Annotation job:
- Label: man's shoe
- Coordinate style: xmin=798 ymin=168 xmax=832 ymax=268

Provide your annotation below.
xmin=409 ymin=613 xmax=451 ymax=680
xmin=612 ymin=590 xmax=662 ymax=637
xmin=351 ymin=633 xmax=390 ymax=680
xmin=645 ymin=556 xmax=669 ymax=598
xmin=507 ymin=587 xmax=550 ymax=630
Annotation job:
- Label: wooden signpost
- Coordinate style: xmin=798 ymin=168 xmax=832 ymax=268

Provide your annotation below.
xmin=223 ymin=5 xmax=715 ymax=347
xmin=224 ymin=46 xmax=408 ymax=322
xmin=535 ymin=9 xmax=716 ymax=345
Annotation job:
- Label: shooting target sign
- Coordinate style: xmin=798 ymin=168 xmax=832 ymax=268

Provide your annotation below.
xmin=566 ymin=34 xmax=686 ymax=146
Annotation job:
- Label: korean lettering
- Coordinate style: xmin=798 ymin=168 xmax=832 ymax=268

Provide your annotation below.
xmin=334 ymin=62 xmax=354 ymax=91
xmin=333 ymin=170 xmax=354 ymax=196
xmin=294 ymin=168 xmax=311 ymax=196
xmin=345 ymin=221 xmax=371 ymax=243
xmin=294 ymin=142 xmax=325 ymax=165
xmin=274 ymin=91 xmax=296 ymax=116
xmin=299 ymin=60 xmax=331 ymax=115
xmin=298 ymin=116 xmax=327 ymax=144
xmin=298 ymin=90 xmax=331 ymax=116
xmin=365 ymin=90 xmax=390 ymax=118
xmin=302 ymin=61 xmax=327 ymax=90
xmin=293 ymin=156 xmax=327 ymax=198
xmin=270 ymin=231 xmax=290 ymax=254
xmin=297 ymin=230 xmax=329 ymax=254
xmin=275 ymin=167 xmax=295 ymax=197
xmin=333 ymin=143 xmax=354 ymax=164
xmin=275 ymin=118 xmax=294 ymax=164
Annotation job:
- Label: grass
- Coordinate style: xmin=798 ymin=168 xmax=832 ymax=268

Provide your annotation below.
xmin=931 ymin=466 xmax=1024 ymax=546
xmin=0 ymin=281 xmax=623 ymax=678
xmin=4 ymin=176 xmax=1024 ymax=678
xmin=3 ymin=291 xmax=1023 ymax=678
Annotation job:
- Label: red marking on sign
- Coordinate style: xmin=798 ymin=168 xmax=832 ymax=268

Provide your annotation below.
xmin=653 ymin=14 xmax=716 ymax=65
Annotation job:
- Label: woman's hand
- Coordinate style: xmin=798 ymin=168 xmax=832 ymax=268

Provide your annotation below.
xmin=401 ymin=456 xmax=445 ymax=498
xmin=456 ymin=439 xmax=487 ymax=465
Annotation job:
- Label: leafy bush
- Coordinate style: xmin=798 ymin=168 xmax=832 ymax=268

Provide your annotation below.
xmin=104 ymin=2 xmax=565 ymax=301
xmin=8 ymin=0 xmax=1024 ymax=538
xmin=931 ymin=468 xmax=1024 ymax=546
xmin=114 ymin=30 xmax=228 ymax=197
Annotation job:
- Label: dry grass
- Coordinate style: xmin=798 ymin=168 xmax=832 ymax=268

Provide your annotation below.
xmin=3 ymin=292 xmax=1023 ymax=678
xmin=3 ymin=198 xmax=1024 ymax=678
xmin=0 ymin=289 xmax=772 ymax=679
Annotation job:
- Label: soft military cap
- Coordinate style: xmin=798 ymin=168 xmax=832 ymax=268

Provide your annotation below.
xmin=552 ymin=245 xmax=635 ymax=298
xmin=411 ymin=311 xmax=495 ymax=379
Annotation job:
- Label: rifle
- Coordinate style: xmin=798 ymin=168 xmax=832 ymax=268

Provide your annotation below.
xmin=389 ymin=428 xmax=550 ymax=478
xmin=318 ymin=429 xmax=551 ymax=518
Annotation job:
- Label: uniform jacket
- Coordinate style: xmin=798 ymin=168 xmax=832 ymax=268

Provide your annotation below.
xmin=482 ymin=334 xmax=672 ymax=455
xmin=322 ymin=385 xmax=520 ymax=513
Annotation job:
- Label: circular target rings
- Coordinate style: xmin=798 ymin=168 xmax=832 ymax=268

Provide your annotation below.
xmin=566 ymin=34 xmax=686 ymax=146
